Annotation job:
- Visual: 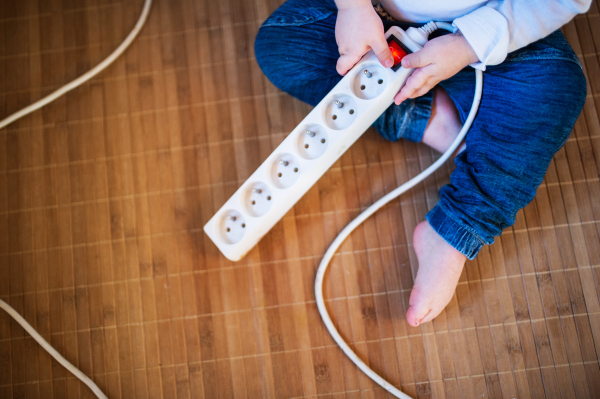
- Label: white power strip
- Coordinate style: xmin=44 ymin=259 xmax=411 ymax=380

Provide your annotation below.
xmin=209 ymin=21 xmax=485 ymax=399
xmin=204 ymin=26 xmax=423 ymax=261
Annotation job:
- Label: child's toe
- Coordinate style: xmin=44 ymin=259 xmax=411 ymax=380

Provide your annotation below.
xmin=406 ymin=303 xmax=431 ymax=327
xmin=420 ymin=307 xmax=443 ymax=324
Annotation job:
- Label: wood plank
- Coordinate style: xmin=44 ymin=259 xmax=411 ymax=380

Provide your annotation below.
xmin=1 ymin=0 xmax=600 ymax=397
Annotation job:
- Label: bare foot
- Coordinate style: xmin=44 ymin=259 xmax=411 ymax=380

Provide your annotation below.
xmin=404 ymin=86 xmax=467 ymax=326
xmin=421 ymin=86 xmax=465 ymax=155
xmin=407 ymin=221 xmax=467 ymax=326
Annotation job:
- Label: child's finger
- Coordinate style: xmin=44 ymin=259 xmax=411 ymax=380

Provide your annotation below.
xmin=411 ymin=85 xmax=433 ymax=99
xmin=394 ymin=90 xmax=409 ymax=104
xmin=394 ymin=85 xmax=414 ymax=104
xmin=369 ymin=35 xmax=394 ymax=68
xmin=336 ymin=53 xmax=361 ymax=76
xmin=394 ymin=71 xmax=427 ymax=104
xmin=401 ymin=46 xmax=433 ymax=69
xmin=395 ymin=80 xmax=435 ymax=104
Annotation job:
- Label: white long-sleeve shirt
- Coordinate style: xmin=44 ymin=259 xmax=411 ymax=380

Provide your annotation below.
xmin=379 ymin=0 xmax=591 ymax=69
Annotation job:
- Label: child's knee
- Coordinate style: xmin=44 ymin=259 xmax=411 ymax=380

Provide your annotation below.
xmin=565 ymin=63 xmax=587 ymax=120
xmin=255 ymin=26 xmax=324 ymax=104
xmin=254 ymin=26 xmax=284 ymax=88
xmin=543 ymin=61 xmax=587 ymax=146
xmin=254 ymin=0 xmax=337 ymax=97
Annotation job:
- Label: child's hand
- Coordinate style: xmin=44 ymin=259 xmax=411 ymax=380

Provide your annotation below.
xmin=335 ymin=2 xmax=394 ymax=76
xmin=394 ymin=33 xmax=479 ymax=104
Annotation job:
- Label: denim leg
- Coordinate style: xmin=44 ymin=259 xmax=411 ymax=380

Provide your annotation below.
xmin=256 ymin=7 xmax=587 ymax=259
xmin=254 ymin=0 xmax=340 ymax=106
xmin=426 ymin=45 xmax=586 ymax=259
xmin=254 ymin=0 xmax=433 ymax=142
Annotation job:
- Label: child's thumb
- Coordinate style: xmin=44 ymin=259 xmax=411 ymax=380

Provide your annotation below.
xmin=401 ymin=51 xmax=426 ymax=69
xmin=370 ymin=36 xmax=394 ymax=68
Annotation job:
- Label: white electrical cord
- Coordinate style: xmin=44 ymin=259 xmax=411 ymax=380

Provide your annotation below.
xmin=0 ymin=300 xmax=109 ymax=398
xmin=315 ymin=23 xmax=483 ymax=399
xmin=0 ymin=0 xmax=153 ymax=397
xmin=0 ymin=0 xmax=153 ymax=131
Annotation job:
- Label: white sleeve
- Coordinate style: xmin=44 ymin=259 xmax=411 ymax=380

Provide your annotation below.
xmin=452 ymin=0 xmax=592 ymax=70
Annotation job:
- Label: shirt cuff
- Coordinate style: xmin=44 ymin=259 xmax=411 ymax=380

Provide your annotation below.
xmin=452 ymin=6 xmax=510 ymax=70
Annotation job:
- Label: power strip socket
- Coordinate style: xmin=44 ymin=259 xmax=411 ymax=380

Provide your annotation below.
xmin=204 ymin=26 xmax=423 ymax=261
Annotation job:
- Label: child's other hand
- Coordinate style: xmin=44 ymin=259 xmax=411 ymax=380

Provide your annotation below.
xmin=335 ymin=2 xmax=394 ymax=76
xmin=394 ymin=33 xmax=479 ymax=104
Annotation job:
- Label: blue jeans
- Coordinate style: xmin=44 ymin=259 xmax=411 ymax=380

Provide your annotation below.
xmin=254 ymin=0 xmax=587 ymax=259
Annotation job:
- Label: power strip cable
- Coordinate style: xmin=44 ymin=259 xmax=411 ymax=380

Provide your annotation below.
xmin=314 ymin=22 xmax=483 ymax=399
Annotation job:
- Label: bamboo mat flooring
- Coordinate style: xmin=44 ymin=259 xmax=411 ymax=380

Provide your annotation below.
xmin=1 ymin=0 xmax=600 ymax=397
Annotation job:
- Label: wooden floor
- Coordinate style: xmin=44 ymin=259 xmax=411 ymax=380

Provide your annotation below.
xmin=1 ymin=0 xmax=600 ymax=397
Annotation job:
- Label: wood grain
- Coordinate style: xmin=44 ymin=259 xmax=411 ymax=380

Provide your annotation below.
xmin=1 ymin=0 xmax=600 ymax=397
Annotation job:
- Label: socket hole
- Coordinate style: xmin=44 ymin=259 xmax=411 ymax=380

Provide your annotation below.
xmin=272 ymin=153 xmax=300 ymax=188
xmin=298 ymin=124 xmax=328 ymax=159
xmin=325 ymin=95 xmax=357 ymax=130
xmin=294 ymin=168 xmax=298 ymax=173
xmin=221 ymin=211 xmax=246 ymax=243
xmin=241 ymin=224 xmax=245 ymax=228
xmin=245 ymin=183 xmax=273 ymax=217
xmin=267 ymin=196 xmax=271 ymax=201
xmin=351 ymin=63 xmax=387 ymax=100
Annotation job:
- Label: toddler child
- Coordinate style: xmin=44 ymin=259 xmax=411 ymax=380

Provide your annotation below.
xmin=254 ymin=0 xmax=590 ymax=326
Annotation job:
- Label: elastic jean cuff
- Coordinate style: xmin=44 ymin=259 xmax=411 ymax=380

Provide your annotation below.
xmin=425 ymin=205 xmax=486 ymax=260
